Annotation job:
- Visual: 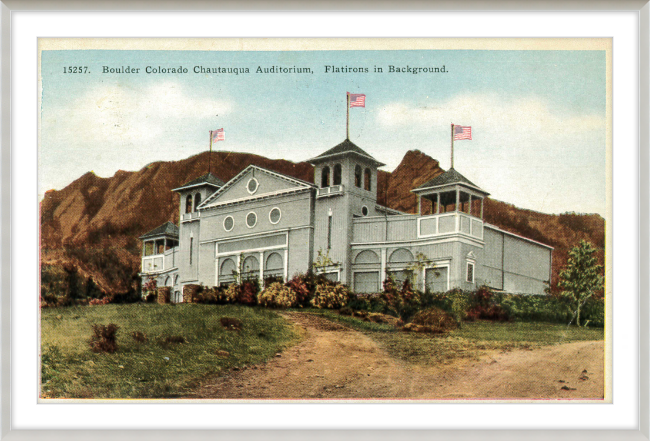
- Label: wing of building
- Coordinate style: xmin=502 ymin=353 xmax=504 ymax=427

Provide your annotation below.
xmin=139 ymin=139 xmax=553 ymax=301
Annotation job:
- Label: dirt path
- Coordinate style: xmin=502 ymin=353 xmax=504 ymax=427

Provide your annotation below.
xmin=187 ymin=312 xmax=604 ymax=400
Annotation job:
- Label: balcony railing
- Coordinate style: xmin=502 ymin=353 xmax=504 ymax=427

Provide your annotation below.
xmin=181 ymin=211 xmax=200 ymax=221
xmin=316 ymin=184 xmax=344 ymax=199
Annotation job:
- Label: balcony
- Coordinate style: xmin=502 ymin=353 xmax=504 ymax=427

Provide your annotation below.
xmin=181 ymin=211 xmax=200 ymax=222
xmin=352 ymin=212 xmax=483 ymax=244
xmin=316 ymin=184 xmax=344 ymax=199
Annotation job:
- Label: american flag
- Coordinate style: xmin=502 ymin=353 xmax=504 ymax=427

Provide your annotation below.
xmin=348 ymin=93 xmax=366 ymax=108
xmin=453 ymin=125 xmax=472 ymax=141
xmin=212 ymin=128 xmax=225 ymax=143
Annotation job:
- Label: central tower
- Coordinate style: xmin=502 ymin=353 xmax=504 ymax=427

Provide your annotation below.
xmin=308 ymin=139 xmax=385 ymax=284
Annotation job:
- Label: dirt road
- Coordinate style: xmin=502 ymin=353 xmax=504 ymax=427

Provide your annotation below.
xmin=188 ymin=312 xmax=604 ymax=400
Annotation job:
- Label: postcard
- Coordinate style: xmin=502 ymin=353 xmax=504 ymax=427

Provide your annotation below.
xmin=37 ymin=38 xmax=610 ymax=402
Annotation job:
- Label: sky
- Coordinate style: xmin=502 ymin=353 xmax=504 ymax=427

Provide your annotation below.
xmin=39 ymin=49 xmax=607 ymax=216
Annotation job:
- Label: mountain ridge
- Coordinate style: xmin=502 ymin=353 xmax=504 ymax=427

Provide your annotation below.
xmin=40 ymin=149 xmax=604 ymax=295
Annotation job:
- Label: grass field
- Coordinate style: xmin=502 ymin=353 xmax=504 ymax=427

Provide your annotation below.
xmin=307 ymin=310 xmax=604 ymax=366
xmin=40 ymin=304 xmax=300 ymax=399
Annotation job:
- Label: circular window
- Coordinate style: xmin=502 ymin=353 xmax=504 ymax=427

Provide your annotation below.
xmin=361 ymin=206 xmax=369 ymax=216
xmin=269 ymin=207 xmax=281 ymax=224
xmin=223 ymin=216 xmax=234 ymax=231
xmin=247 ymin=178 xmax=259 ymax=194
xmin=246 ymin=212 xmax=257 ymax=228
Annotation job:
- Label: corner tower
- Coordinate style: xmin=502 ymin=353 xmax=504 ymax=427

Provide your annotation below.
xmin=172 ymin=172 xmax=225 ymax=285
xmin=308 ymin=139 xmax=385 ymax=284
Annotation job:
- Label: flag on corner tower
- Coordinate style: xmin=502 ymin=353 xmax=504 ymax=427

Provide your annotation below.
xmin=453 ymin=125 xmax=472 ymax=141
xmin=211 ymin=128 xmax=225 ymax=142
xmin=348 ymin=93 xmax=366 ymax=108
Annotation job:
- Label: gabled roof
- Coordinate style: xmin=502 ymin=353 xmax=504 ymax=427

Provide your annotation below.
xmin=413 ymin=168 xmax=489 ymax=195
xmin=139 ymin=221 xmax=179 ymax=240
xmin=172 ymin=172 xmax=225 ymax=192
xmin=198 ymin=164 xmax=315 ymax=209
xmin=309 ymin=139 xmax=385 ymax=167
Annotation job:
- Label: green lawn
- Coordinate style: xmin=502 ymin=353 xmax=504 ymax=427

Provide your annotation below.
xmin=306 ymin=310 xmax=604 ymax=366
xmin=41 ymin=304 xmax=300 ymax=399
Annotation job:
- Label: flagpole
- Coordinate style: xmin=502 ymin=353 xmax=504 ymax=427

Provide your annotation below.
xmin=450 ymin=123 xmax=454 ymax=169
xmin=208 ymin=130 xmax=213 ymax=175
xmin=346 ymin=92 xmax=350 ymax=140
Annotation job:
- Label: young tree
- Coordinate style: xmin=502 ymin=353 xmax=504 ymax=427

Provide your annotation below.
xmin=558 ymin=240 xmax=604 ymax=326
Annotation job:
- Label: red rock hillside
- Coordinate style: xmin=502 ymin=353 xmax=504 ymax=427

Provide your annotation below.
xmin=40 ymin=150 xmax=604 ymax=295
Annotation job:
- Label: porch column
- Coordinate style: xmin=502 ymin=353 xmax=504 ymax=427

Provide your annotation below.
xmin=380 ymin=248 xmax=387 ymax=283
xmin=283 ymin=249 xmax=289 ymax=282
xmin=480 ymin=198 xmax=484 ymax=219
xmin=436 ymin=194 xmax=441 ymax=214
xmin=455 ymin=188 xmax=460 ymax=212
xmin=417 ymin=195 xmax=422 ymax=216
xmin=468 ymin=195 xmax=473 ymax=216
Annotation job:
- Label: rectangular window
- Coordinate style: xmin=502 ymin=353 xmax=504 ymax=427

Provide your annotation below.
xmin=327 ymin=214 xmax=332 ymax=250
xmin=467 ymin=262 xmax=474 ymax=283
xmin=189 ymin=238 xmax=194 ymax=265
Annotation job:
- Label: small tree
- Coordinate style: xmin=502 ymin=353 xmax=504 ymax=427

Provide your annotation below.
xmin=558 ymin=240 xmax=604 ymax=326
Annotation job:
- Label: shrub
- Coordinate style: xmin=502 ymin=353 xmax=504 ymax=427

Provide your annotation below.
xmin=466 ymin=286 xmax=510 ymax=322
xmin=447 ymin=289 xmax=471 ymax=327
xmin=238 ymin=280 xmax=259 ymax=306
xmin=157 ymin=287 xmax=171 ymax=304
xmin=223 ymin=283 xmax=240 ymax=304
xmin=220 ymin=317 xmax=243 ymax=331
xmin=182 ymin=284 xmax=203 ymax=303
xmin=258 ymin=282 xmax=299 ymax=308
xmin=145 ymin=292 xmax=156 ymax=303
xmin=131 ymin=331 xmax=147 ymax=343
xmin=195 ymin=287 xmax=229 ymax=304
xmin=164 ymin=336 xmax=186 ymax=344
xmin=311 ymin=283 xmax=351 ymax=309
xmin=379 ymin=276 xmax=421 ymax=321
xmin=410 ymin=307 xmax=458 ymax=333
xmin=89 ymin=324 xmax=119 ymax=353
xmin=264 ymin=275 xmax=284 ymax=289
xmin=89 ymin=297 xmax=111 ymax=306
xmin=286 ymin=274 xmax=313 ymax=306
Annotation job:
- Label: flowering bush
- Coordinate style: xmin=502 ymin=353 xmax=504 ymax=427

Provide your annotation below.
xmin=195 ymin=287 xmax=229 ymax=304
xmin=258 ymin=282 xmax=299 ymax=308
xmin=286 ymin=274 xmax=313 ymax=306
xmin=380 ymin=276 xmax=421 ymax=321
xmin=224 ymin=283 xmax=240 ymax=303
xmin=89 ymin=297 xmax=111 ymax=306
xmin=238 ymin=281 xmax=259 ymax=305
xmin=311 ymin=283 xmax=351 ymax=309
xmin=142 ymin=277 xmax=157 ymax=298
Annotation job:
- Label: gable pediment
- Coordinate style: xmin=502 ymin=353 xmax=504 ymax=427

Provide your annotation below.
xmin=199 ymin=165 xmax=314 ymax=209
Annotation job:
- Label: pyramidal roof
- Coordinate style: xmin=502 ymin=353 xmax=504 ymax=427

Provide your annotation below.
xmin=413 ymin=168 xmax=488 ymax=194
xmin=173 ymin=172 xmax=225 ymax=192
xmin=139 ymin=221 xmax=179 ymax=240
xmin=309 ymin=139 xmax=385 ymax=166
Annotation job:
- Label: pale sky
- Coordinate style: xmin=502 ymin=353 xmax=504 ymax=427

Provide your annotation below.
xmin=40 ymin=49 xmax=606 ymax=216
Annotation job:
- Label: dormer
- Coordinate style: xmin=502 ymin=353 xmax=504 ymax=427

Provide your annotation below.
xmin=172 ymin=172 xmax=225 ymax=222
xmin=308 ymin=139 xmax=385 ymax=201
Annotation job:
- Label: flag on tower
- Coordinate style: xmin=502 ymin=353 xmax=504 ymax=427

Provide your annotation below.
xmin=453 ymin=125 xmax=472 ymax=140
xmin=348 ymin=93 xmax=366 ymax=108
xmin=211 ymin=128 xmax=225 ymax=143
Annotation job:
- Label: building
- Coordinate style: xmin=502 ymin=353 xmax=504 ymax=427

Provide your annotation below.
xmin=139 ymin=139 xmax=553 ymax=301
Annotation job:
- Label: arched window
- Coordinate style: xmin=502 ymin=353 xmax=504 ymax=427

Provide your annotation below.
xmin=355 ymin=165 xmax=362 ymax=187
xmin=321 ymin=166 xmax=330 ymax=188
xmin=333 ymin=164 xmax=342 ymax=186
xmin=185 ymin=194 xmax=193 ymax=214
xmin=364 ymin=168 xmax=372 ymax=191
xmin=194 ymin=192 xmax=201 ymax=211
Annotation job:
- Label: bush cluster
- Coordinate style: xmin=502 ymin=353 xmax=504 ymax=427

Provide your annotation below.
xmin=311 ymin=283 xmax=351 ymax=309
xmin=258 ymin=282 xmax=299 ymax=308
